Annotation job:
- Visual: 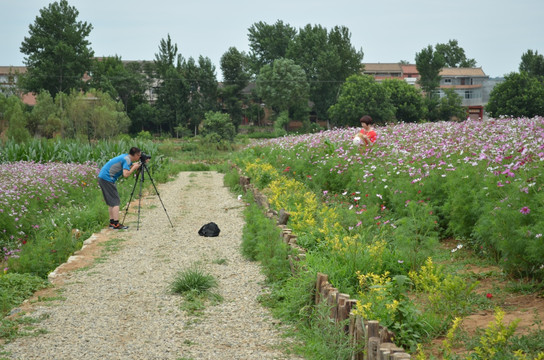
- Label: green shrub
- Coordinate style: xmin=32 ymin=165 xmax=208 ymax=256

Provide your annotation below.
xmin=200 ymin=111 xmax=236 ymax=142
xmin=241 ymin=200 xmax=291 ymax=283
xmin=0 ymin=273 xmax=48 ymax=316
xmin=170 ymin=263 xmax=218 ymax=296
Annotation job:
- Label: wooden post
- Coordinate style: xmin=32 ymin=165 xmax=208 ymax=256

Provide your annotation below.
xmin=367 ymin=320 xmax=380 ymax=339
xmin=379 ymin=343 xmax=396 ymax=360
xmin=337 ymin=293 xmax=348 ymax=322
xmin=368 ymin=337 xmax=380 ymax=360
xmin=321 ymin=283 xmax=332 ymax=307
xmin=366 ymin=321 xmax=380 ymax=360
xmin=327 ymin=288 xmax=338 ymax=319
xmin=355 ymin=316 xmax=365 ymax=360
xmin=315 ymin=273 xmax=328 ymax=305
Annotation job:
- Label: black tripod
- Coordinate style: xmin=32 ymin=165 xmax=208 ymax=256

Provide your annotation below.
xmin=122 ymin=162 xmax=173 ymax=230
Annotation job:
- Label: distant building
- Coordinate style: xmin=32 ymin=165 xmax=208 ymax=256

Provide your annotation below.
xmin=0 ymin=66 xmax=36 ymax=105
xmin=362 ymin=63 xmax=403 ymax=81
xmin=437 ymin=67 xmax=489 ymax=119
xmin=362 ymin=63 xmax=500 ymax=119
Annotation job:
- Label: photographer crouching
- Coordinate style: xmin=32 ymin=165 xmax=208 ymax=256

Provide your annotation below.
xmin=98 ymin=147 xmax=149 ymax=230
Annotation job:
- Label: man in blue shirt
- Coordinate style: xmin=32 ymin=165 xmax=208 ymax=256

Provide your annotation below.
xmin=98 ymin=147 xmax=142 ymax=229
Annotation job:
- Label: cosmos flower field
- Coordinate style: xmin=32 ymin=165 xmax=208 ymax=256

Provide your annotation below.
xmin=240 ymin=117 xmax=544 ymax=279
xmin=0 ymin=161 xmax=98 ymax=267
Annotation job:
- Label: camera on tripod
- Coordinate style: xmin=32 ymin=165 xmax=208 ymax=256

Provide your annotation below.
xmin=140 ymin=152 xmax=151 ymax=163
xmin=123 ymin=150 xmax=173 ymax=230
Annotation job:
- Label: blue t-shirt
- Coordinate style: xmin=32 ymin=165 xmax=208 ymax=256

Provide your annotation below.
xmin=98 ymin=154 xmax=132 ymax=183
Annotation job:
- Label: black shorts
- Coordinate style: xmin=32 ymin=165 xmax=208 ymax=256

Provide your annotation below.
xmin=98 ymin=177 xmax=120 ymax=207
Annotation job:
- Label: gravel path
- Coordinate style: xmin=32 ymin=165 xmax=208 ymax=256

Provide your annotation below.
xmin=2 ymin=171 xmax=302 ymax=360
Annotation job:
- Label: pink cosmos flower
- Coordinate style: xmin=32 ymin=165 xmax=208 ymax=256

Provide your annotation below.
xmin=520 ymin=206 xmax=531 ymax=214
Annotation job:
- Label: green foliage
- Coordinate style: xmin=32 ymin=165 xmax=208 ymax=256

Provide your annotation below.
xmin=435 ymin=39 xmax=476 ymax=68
xmin=171 ymin=263 xmax=222 ymax=316
xmin=0 ymin=273 xmax=48 ymax=316
xmin=296 ymin=302 xmax=358 ymax=359
xmin=170 ymin=263 xmax=218 ymax=296
xmin=486 ymin=72 xmax=544 ymax=118
xmin=241 ymin=200 xmax=291 ymax=283
xmin=220 ymin=47 xmax=251 ymax=130
xmin=0 ymin=138 xmax=160 ymax=166
xmin=136 ymin=130 xmax=153 ymax=141
xmin=181 ymin=56 xmax=219 ymax=131
xmin=129 ymin=103 xmax=158 ymax=135
xmin=519 ymin=50 xmax=544 ymax=78
xmin=438 ymin=88 xmax=467 ymax=121
xmin=416 ymin=45 xmax=445 ymax=97
xmin=328 ymin=74 xmax=395 ymax=126
xmin=223 ymin=167 xmax=243 ymax=193
xmin=287 ymin=24 xmax=364 ymax=121
xmin=155 ymin=66 xmax=191 ymax=136
xmin=28 ymin=91 xmax=61 ymax=138
xmin=393 ymin=201 xmax=440 ymax=271
xmin=256 ymin=58 xmax=309 ymax=114
xmin=382 ymin=79 xmax=427 ymax=123
xmin=154 ymin=34 xmax=182 ymax=79
xmin=274 ymin=110 xmax=290 ymax=134
xmin=4 ymin=96 xmax=31 ymax=143
xmin=200 ymin=111 xmax=236 ymax=142
xmin=87 ymin=56 xmax=147 ymax=113
xmin=473 ymin=308 xmax=521 ymax=359
xmin=247 ymin=20 xmax=297 ymax=74
xmin=20 ymin=0 xmax=94 ymax=97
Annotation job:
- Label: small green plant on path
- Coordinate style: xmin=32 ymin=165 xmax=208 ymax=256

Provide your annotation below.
xmin=170 ymin=263 xmax=222 ymax=316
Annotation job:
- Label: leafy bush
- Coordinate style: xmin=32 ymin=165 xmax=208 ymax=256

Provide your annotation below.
xmin=200 ymin=111 xmax=236 ymax=142
xmin=0 ymin=273 xmax=48 ymax=316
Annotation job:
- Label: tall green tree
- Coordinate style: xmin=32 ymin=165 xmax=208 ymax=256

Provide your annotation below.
xmin=519 ymin=49 xmax=544 ymax=78
xmin=328 ymin=75 xmax=394 ymax=126
xmin=20 ymin=0 xmax=94 ymax=97
xmin=155 ymin=67 xmax=190 ymax=136
xmin=247 ymin=20 xmax=297 ymax=74
xmin=220 ymin=47 xmax=250 ymax=129
xmin=154 ymin=34 xmax=183 ymax=79
xmin=415 ymin=45 xmax=445 ymax=98
xmin=486 ymin=72 xmax=544 ymax=118
xmin=181 ymin=56 xmax=218 ymax=133
xmin=88 ymin=56 xmax=146 ymax=112
xmin=287 ymin=24 xmax=364 ymax=121
xmin=256 ymin=58 xmax=309 ymax=116
xmin=434 ymin=39 xmax=476 ymax=68
xmin=382 ymin=79 xmax=427 ymax=122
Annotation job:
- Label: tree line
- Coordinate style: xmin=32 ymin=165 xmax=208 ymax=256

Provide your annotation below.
xmin=1 ymin=0 xmax=543 ymax=143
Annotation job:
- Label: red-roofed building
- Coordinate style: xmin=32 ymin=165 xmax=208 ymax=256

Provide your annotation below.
xmin=0 ymin=66 xmax=36 ymax=105
xmin=362 ymin=63 xmax=494 ymax=119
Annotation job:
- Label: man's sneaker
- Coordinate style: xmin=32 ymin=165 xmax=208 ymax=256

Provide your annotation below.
xmin=109 ymin=222 xmax=128 ymax=230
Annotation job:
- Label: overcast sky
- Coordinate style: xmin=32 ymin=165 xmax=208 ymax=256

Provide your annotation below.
xmin=2 ymin=0 xmax=543 ymax=80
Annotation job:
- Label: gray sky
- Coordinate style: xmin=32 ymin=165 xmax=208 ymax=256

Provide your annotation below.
xmin=2 ymin=0 xmax=543 ymax=80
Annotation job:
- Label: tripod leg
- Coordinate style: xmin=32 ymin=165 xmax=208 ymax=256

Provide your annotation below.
xmin=122 ymin=170 xmax=141 ymax=225
xmin=137 ymin=168 xmax=144 ymax=231
xmin=143 ymin=164 xmax=174 ymax=228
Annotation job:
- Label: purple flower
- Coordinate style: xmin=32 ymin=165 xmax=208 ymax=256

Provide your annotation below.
xmin=520 ymin=206 xmax=531 ymax=215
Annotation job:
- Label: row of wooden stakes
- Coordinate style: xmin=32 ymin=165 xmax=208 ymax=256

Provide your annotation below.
xmin=238 ymin=174 xmax=412 ymax=359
